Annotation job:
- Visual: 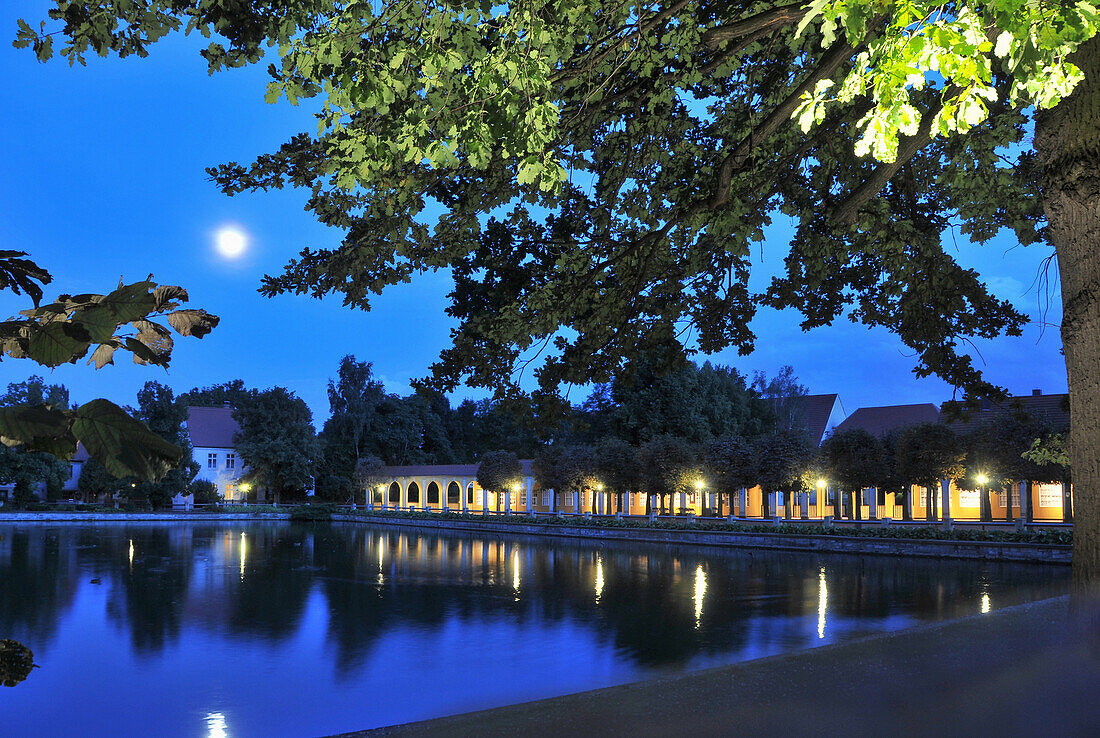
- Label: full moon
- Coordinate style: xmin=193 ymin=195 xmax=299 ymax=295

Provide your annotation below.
xmin=214 ymin=225 xmax=248 ymax=259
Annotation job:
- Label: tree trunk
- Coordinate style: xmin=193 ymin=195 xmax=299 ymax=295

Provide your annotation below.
xmin=1035 ymin=34 xmax=1100 ymax=594
xmin=1026 ymin=480 xmax=1034 ymax=523
xmin=1005 ymin=486 xmax=1014 ymax=523
xmin=980 ymin=487 xmax=991 ymax=523
xmin=784 ymin=491 xmax=793 ymax=519
xmin=762 ymin=491 xmax=771 ymax=519
xmin=833 ymin=487 xmax=842 ymax=519
xmin=1063 ymin=480 xmax=1074 ymax=524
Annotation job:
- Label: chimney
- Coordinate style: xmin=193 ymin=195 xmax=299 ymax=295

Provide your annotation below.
xmin=1032 ymin=389 xmax=1042 ymax=397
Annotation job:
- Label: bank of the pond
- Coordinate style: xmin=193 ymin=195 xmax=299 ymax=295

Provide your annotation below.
xmin=0 ymin=509 xmax=1071 ymax=563
xmin=344 ymin=595 xmax=1096 ymax=738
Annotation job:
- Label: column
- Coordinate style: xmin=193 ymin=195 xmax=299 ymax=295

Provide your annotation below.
xmin=940 ymin=478 xmax=952 ymax=520
xmin=482 ymin=485 xmax=489 ymax=515
xmin=505 ymin=484 xmax=511 ymax=514
xmin=739 ymin=487 xmax=747 ymax=517
xmin=461 ymin=477 xmax=468 ymax=513
xmin=800 ymin=491 xmax=809 ymax=519
xmin=442 ymin=478 xmax=449 ymax=512
xmin=525 ymin=477 xmax=534 ymax=513
xmin=423 ymin=477 xmax=430 ymax=511
xmin=679 ymin=491 xmax=687 ymax=514
xmin=868 ymin=487 xmax=878 ymax=520
xmin=1019 ymin=480 xmax=1029 ymax=523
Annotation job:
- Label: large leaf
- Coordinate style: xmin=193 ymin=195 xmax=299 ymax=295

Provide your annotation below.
xmin=0 ymin=251 xmax=50 ymax=307
xmin=166 ymin=309 xmax=219 ymax=338
xmin=95 ymin=281 xmax=156 ymax=324
xmin=25 ymin=321 xmax=90 ymax=367
xmin=0 ymin=404 xmax=71 ymax=446
xmin=72 ymin=399 xmax=182 ymax=481
xmin=152 ymin=284 xmax=188 ymax=310
xmin=72 ymin=303 xmax=120 ymax=343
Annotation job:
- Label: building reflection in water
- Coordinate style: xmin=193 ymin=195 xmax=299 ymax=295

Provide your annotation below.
xmin=693 ymin=565 xmax=706 ymax=628
xmin=0 ymin=522 xmax=1070 ymax=679
xmin=817 ymin=566 xmax=828 ymax=639
xmin=512 ymin=547 xmax=520 ymax=599
xmin=595 ymin=555 xmax=604 ymax=604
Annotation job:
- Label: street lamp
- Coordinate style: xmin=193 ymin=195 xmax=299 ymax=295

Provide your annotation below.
xmin=976 ymin=473 xmax=989 ymax=486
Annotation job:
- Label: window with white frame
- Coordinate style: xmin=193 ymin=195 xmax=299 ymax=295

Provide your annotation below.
xmin=207 ymin=452 xmax=217 ymax=469
xmin=226 ymin=453 xmax=236 ymax=470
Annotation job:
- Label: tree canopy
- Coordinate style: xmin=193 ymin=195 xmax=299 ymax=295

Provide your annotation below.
xmin=19 ymin=2 xmax=1088 ymax=399
xmin=235 ymin=387 xmax=320 ymax=500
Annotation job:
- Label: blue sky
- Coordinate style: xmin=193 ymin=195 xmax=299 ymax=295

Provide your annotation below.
xmin=0 ymin=2 xmax=1068 ymax=427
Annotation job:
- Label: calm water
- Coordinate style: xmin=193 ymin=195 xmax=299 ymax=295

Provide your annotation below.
xmin=0 ymin=522 xmax=1068 ymax=737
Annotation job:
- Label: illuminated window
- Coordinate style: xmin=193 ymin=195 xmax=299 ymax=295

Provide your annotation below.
xmin=226 ymin=453 xmax=235 ymax=470
xmin=207 ymin=453 xmax=217 ymax=469
xmin=225 ymin=483 xmax=237 ymax=499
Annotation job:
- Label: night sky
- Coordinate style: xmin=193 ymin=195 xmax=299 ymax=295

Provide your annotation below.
xmin=1 ymin=1 xmax=1068 ymax=428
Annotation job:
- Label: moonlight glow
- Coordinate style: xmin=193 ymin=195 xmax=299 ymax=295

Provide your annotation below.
xmin=214 ymin=226 xmax=248 ymax=259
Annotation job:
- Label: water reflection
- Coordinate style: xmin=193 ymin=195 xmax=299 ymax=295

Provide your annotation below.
xmin=0 ymin=522 xmax=1071 ymax=737
xmin=204 ymin=712 xmax=228 ymax=738
xmin=817 ymin=567 xmax=828 ymax=639
xmin=693 ymin=565 xmax=706 ymax=628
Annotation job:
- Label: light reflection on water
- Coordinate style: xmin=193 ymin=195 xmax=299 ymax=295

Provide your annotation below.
xmin=0 ymin=522 xmax=1068 ymax=737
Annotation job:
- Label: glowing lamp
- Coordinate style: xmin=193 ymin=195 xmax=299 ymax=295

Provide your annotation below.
xmin=816 ymin=479 xmax=827 ymax=488
xmin=976 ymin=474 xmax=989 ymax=486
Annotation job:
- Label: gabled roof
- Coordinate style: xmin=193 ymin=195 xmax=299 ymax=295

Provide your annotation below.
xmin=836 ymin=403 xmax=941 ymax=437
xmin=941 ymin=391 xmax=1070 ymax=434
xmin=780 ymin=393 xmax=842 ymax=445
xmin=384 ymin=459 xmax=535 ymax=479
xmin=72 ymin=443 xmax=90 ymax=462
xmin=185 ymin=406 xmax=240 ymax=449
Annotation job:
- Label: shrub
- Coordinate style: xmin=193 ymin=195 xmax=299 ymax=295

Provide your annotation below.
xmin=190 ymin=479 xmax=221 ymax=505
xmin=289 ymin=502 xmax=337 ymax=522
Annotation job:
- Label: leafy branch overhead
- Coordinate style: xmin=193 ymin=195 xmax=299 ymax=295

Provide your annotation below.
xmin=0 ymin=251 xmax=220 ymax=481
xmin=13 ymin=3 xmax=1096 ymax=401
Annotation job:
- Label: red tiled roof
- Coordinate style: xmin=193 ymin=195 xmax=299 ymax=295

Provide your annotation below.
xmin=383 ymin=460 xmax=535 ymax=478
xmin=781 ymin=394 xmax=840 ymax=445
xmin=942 ymin=392 xmax=1070 ymax=434
xmin=185 ymin=406 xmax=240 ymax=449
xmin=836 ymin=403 xmax=941 ymax=437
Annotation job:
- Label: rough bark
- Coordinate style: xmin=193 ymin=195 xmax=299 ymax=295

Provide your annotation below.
xmin=1035 ymin=35 xmax=1100 ymax=595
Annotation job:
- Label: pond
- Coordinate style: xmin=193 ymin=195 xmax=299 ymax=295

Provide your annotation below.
xmin=0 ymin=522 xmax=1068 ymax=736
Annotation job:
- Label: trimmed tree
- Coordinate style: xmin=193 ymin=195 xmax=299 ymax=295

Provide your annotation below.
xmin=705 ymin=435 xmax=756 ymax=518
xmin=895 ymin=423 xmax=966 ymax=522
xmin=639 ymin=435 xmax=698 ymax=515
xmin=754 ymin=430 xmax=814 ymax=520
xmin=820 ymin=428 xmax=886 ymax=521
xmin=476 ymin=450 xmax=522 ymax=512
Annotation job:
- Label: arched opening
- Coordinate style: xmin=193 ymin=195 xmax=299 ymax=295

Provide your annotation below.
xmin=447 ymin=482 xmax=461 ymax=505
xmin=372 ymin=485 xmax=384 ymax=504
xmin=427 ymin=481 xmax=440 ymax=505
xmin=408 ymin=481 xmax=421 ymax=504
xmin=467 ymin=484 xmax=475 ymax=505
xmin=388 ymin=482 xmax=401 ymax=503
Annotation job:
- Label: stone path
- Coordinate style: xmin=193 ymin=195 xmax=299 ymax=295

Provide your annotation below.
xmin=336 ymin=595 xmax=1100 ymax=737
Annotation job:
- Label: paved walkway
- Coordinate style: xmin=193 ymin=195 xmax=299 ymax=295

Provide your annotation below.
xmin=338 ymin=596 xmax=1100 ymax=737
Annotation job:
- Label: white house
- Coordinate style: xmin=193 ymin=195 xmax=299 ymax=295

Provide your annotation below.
xmin=186 ymin=405 xmax=248 ymax=501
